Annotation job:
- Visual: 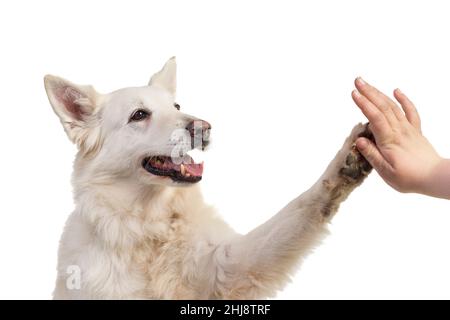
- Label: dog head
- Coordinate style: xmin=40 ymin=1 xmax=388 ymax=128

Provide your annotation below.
xmin=44 ymin=57 xmax=211 ymax=186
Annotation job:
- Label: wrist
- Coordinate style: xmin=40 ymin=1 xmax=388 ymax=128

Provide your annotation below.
xmin=421 ymin=157 xmax=450 ymax=199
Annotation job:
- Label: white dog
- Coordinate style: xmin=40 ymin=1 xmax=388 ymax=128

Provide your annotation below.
xmin=44 ymin=58 xmax=373 ymax=299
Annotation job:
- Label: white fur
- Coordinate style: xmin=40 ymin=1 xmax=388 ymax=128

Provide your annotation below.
xmin=45 ymin=58 xmax=369 ymax=299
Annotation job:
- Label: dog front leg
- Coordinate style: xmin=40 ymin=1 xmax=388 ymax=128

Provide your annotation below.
xmin=209 ymin=123 xmax=373 ymax=299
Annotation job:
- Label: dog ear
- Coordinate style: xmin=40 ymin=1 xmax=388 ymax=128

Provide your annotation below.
xmin=44 ymin=75 xmax=103 ymax=156
xmin=149 ymin=56 xmax=177 ymax=96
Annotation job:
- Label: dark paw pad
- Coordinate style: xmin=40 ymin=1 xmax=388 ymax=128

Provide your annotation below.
xmin=357 ymin=123 xmax=375 ymax=141
xmin=339 ymin=123 xmax=374 ymax=180
xmin=340 ymin=148 xmax=372 ymax=180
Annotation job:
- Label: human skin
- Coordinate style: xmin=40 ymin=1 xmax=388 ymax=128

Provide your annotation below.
xmin=351 ymin=77 xmax=450 ymax=199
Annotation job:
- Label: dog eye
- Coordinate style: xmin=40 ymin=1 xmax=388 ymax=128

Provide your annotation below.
xmin=174 ymin=103 xmax=181 ymax=110
xmin=129 ymin=109 xmax=150 ymax=122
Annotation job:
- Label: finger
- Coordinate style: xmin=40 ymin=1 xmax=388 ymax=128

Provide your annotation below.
xmin=394 ymin=88 xmax=421 ymax=131
xmin=355 ymin=137 xmax=393 ymax=177
xmin=355 ymin=78 xmax=400 ymax=126
xmin=352 ymin=90 xmax=392 ymax=142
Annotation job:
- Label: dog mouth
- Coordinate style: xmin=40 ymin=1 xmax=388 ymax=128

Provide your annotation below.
xmin=141 ymin=155 xmax=203 ymax=183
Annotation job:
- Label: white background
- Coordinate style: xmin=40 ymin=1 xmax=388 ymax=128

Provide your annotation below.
xmin=0 ymin=0 xmax=449 ymax=299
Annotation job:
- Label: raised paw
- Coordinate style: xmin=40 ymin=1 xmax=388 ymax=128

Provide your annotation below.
xmin=339 ymin=123 xmax=374 ymax=181
xmin=320 ymin=123 xmax=375 ymax=219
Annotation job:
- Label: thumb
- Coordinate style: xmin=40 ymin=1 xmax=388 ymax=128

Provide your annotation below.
xmin=355 ymin=137 xmax=391 ymax=175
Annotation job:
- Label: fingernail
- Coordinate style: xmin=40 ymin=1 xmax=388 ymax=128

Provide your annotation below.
xmin=352 ymin=89 xmax=361 ymax=97
xmin=356 ymin=77 xmax=366 ymax=85
xmin=396 ymin=88 xmax=402 ymax=94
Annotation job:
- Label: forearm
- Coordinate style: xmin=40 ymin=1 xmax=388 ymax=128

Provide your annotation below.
xmin=211 ymin=189 xmax=330 ymax=299
xmin=423 ymin=158 xmax=450 ymax=199
xmin=223 ymin=190 xmax=326 ymax=271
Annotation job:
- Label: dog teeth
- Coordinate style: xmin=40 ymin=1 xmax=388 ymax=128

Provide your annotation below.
xmin=180 ymin=164 xmax=191 ymax=177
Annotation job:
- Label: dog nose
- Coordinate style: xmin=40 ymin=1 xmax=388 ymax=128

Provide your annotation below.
xmin=186 ymin=120 xmax=211 ymax=149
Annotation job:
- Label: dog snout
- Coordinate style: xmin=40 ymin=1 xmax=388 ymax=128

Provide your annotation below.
xmin=185 ymin=120 xmax=211 ymax=150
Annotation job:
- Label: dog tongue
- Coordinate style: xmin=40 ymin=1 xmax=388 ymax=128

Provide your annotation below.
xmin=183 ymin=162 xmax=203 ymax=177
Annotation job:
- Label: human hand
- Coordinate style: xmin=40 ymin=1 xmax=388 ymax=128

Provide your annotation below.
xmin=351 ymin=77 xmax=449 ymax=198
